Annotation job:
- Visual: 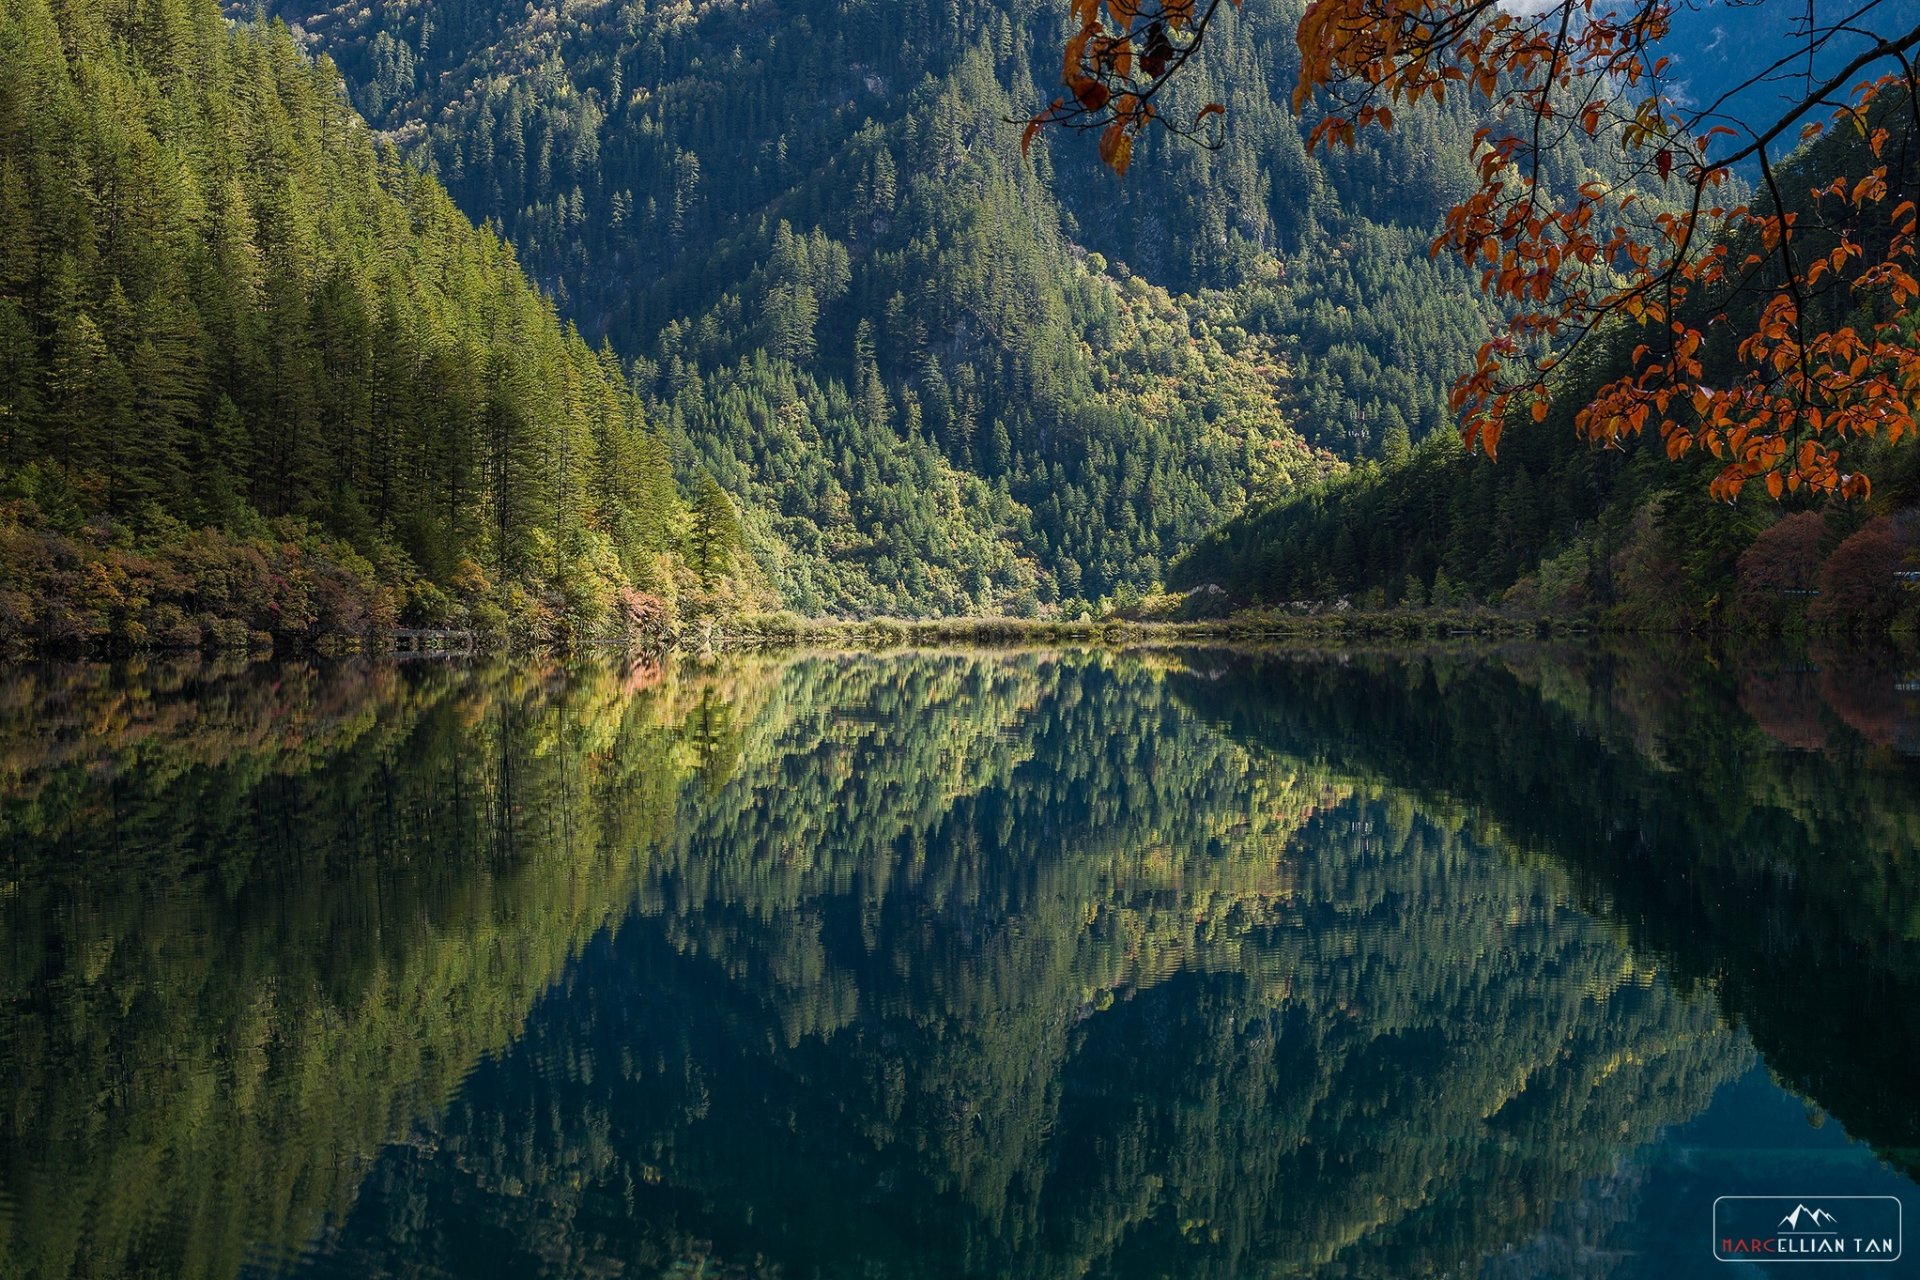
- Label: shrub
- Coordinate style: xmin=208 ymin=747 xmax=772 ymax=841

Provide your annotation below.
xmin=1534 ymin=538 xmax=1597 ymax=614
xmin=1733 ymin=511 xmax=1828 ymax=632
xmin=615 ymin=588 xmax=675 ymax=649
xmin=1809 ymin=517 xmax=1913 ymax=637
xmin=201 ymin=615 xmax=252 ymax=651
xmin=407 ymin=580 xmax=453 ymax=627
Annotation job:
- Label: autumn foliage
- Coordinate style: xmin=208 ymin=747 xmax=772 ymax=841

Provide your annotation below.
xmin=0 ymin=500 xmax=398 ymax=654
xmin=1024 ymin=0 xmax=1240 ymax=174
xmin=1808 ymin=516 xmax=1917 ymax=635
xmin=1036 ymin=0 xmax=1920 ymax=502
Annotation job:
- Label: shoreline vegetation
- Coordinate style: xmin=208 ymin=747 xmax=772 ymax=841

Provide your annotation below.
xmin=2 ymin=499 xmax=1911 ymax=662
xmin=3 ymin=558 xmax=1912 ymax=662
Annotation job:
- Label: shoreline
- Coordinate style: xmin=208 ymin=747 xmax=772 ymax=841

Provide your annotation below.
xmin=8 ymin=604 xmax=1913 ymax=664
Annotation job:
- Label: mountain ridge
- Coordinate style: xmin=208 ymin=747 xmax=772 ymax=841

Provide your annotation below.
xmin=245 ymin=0 xmax=1514 ymax=614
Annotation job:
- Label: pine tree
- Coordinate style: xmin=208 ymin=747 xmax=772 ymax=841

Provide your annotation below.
xmin=688 ymin=471 xmax=741 ymax=587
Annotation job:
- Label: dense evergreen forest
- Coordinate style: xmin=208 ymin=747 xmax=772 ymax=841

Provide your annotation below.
xmin=0 ymin=0 xmax=753 ymax=657
xmin=215 ymin=0 xmax=1915 ymax=629
xmin=235 ymin=0 xmax=1532 ymax=614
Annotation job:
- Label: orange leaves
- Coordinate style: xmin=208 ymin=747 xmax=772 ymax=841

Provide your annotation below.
xmin=1020 ymin=114 xmax=1046 ymax=156
xmin=1029 ymin=0 xmax=1239 ymax=172
xmin=1039 ymin=0 xmax=1917 ymax=505
xmin=1567 ymin=225 xmax=1920 ymax=506
xmin=1850 ymin=167 xmax=1889 ymax=207
xmin=1462 ymin=409 xmax=1503 ymax=461
xmin=1074 ymin=78 xmax=1111 ymax=112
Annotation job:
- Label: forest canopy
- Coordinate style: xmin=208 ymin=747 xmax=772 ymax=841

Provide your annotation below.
xmin=0 ymin=0 xmax=746 ymax=653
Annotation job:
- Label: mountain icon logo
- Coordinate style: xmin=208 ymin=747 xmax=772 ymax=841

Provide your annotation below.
xmin=1779 ymin=1205 xmax=1841 ymax=1231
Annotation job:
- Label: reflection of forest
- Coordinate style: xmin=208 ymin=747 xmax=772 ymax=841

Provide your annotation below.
xmin=1168 ymin=643 xmax=1920 ymax=1177
xmin=0 ymin=657 xmax=740 ymax=1280
xmin=5 ymin=647 xmax=1903 ymax=1280
xmin=295 ymin=653 xmax=1740 ymax=1280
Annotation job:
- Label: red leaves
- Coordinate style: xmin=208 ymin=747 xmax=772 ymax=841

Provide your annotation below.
xmin=1140 ymin=21 xmax=1173 ymax=77
xmin=1038 ymin=0 xmax=1915 ymax=503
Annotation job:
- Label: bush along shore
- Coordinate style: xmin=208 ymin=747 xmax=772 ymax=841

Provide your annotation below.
xmin=689 ymin=590 xmax=1918 ymax=653
xmin=0 ymin=501 xmax=707 ymax=660
xmin=3 ymin=502 xmax=1912 ymax=661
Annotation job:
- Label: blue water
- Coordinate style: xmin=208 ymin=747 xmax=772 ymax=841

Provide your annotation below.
xmin=1 ymin=648 xmax=1914 ymax=1278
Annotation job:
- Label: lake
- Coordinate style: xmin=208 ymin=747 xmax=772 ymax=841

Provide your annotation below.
xmin=1 ymin=646 xmax=1916 ymax=1278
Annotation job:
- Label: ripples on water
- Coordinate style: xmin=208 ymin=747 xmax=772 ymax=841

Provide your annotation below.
xmin=0 ymin=647 xmax=1915 ymax=1279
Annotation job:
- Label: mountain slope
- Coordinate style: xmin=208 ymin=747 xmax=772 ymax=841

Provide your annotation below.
xmin=227 ymin=0 xmax=1905 ymax=617
xmin=0 ymin=0 xmax=727 ymax=653
xmin=245 ymin=0 xmax=1528 ymax=612
xmin=1171 ymin=92 xmax=1920 ymax=632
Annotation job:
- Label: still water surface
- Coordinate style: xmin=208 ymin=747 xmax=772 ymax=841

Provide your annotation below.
xmin=1 ymin=647 xmax=1916 ymax=1278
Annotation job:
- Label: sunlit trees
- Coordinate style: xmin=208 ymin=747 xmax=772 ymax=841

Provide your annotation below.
xmin=688 ymin=471 xmax=742 ymax=587
xmin=0 ymin=0 xmax=727 ymax=650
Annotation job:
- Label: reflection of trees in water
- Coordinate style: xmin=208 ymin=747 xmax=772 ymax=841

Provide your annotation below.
xmin=8 ymin=647 xmax=1882 ymax=1280
xmin=1733 ymin=646 xmax=1920 ymax=756
xmin=305 ymin=652 xmax=1738 ymax=1280
xmin=0 ymin=658 xmax=734 ymax=1280
xmin=1170 ymin=644 xmax=1920 ymax=1176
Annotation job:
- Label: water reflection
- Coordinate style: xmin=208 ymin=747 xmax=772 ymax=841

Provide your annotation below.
xmin=0 ymin=657 xmax=719 ymax=1279
xmin=1170 ymin=645 xmax=1920 ymax=1176
xmin=0 ymin=647 xmax=1913 ymax=1278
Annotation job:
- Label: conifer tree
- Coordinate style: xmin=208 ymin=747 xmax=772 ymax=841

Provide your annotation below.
xmin=689 ymin=471 xmax=741 ymax=587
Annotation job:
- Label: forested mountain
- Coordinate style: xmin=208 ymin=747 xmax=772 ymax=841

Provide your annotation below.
xmin=0 ymin=0 xmax=745 ymax=655
xmin=1174 ymin=86 xmax=1920 ymax=634
xmin=6 ymin=0 xmax=1909 ymax=630
xmin=237 ymin=0 xmax=1535 ymax=612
